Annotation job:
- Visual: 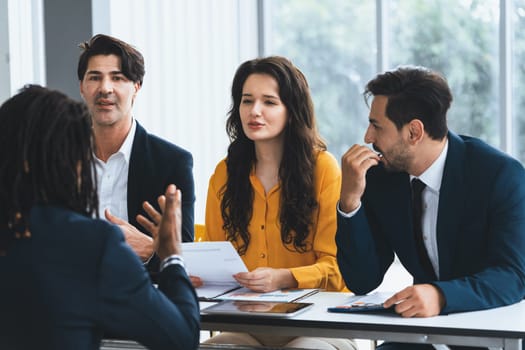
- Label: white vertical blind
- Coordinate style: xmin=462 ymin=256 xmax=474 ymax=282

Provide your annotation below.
xmin=106 ymin=0 xmax=259 ymax=223
xmin=3 ymin=0 xmax=45 ymax=98
xmin=0 ymin=0 xmax=10 ymax=102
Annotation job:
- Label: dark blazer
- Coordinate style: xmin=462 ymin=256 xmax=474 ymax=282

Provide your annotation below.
xmin=0 ymin=205 xmax=200 ymax=350
xmin=128 ymin=122 xmax=195 ymax=243
xmin=336 ymin=132 xmax=525 ymax=314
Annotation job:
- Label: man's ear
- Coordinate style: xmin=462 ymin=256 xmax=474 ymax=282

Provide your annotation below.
xmin=131 ymin=82 xmax=141 ymax=105
xmin=408 ymin=118 xmax=424 ymax=145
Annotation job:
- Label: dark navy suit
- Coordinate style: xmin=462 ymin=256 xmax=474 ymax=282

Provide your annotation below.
xmin=336 ymin=132 xmax=525 ymax=314
xmin=128 ymin=122 xmax=195 ymax=273
xmin=0 ymin=205 xmax=200 ymax=350
xmin=128 ymin=122 xmax=194 ymax=243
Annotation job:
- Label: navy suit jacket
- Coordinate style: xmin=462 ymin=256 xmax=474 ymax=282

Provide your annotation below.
xmin=336 ymin=132 xmax=525 ymax=314
xmin=0 ymin=205 xmax=200 ymax=350
xmin=128 ymin=123 xmax=194 ymax=273
xmin=128 ymin=122 xmax=195 ymax=243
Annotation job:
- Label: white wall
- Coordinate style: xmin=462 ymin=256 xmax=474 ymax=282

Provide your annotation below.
xmin=1 ymin=0 xmax=260 ymax=223
xmin=0 ymin=0 xmax=9 ymax=103
xmin=5 ymin=0 xmax=45 ymax=96
xmin=103 ymin=0 xmax=260 ymax=223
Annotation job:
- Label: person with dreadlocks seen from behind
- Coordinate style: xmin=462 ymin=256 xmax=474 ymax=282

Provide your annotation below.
xmin=0 ymin=85 xmax=199 ymax=350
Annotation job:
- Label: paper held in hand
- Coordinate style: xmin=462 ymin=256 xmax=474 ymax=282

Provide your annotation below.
xmin=181 ymin=241 xmax=320 ymax=302
xmin=182 ymin=241 xmax=248 ymax=299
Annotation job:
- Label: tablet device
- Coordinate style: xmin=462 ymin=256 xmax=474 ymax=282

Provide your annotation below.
xmin=202 ymin=300 xmax=314 ymax=317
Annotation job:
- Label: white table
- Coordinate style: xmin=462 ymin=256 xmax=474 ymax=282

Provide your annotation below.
xmin=200 ymin=292 xmax=525 ymax=349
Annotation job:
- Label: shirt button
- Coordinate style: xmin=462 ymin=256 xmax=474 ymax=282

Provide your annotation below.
xmin=260 ymin=253 xmax=266 ymax=258
xmin=261 ymin=225 xmax=265 ymax=230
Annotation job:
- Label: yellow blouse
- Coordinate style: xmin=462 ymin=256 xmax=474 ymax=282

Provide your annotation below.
xmin=204 ymin=151 xmax=345 ymax=291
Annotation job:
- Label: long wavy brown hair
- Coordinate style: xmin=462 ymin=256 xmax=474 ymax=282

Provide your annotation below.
xmin=221 ymin=56 xmax=326 ymax=255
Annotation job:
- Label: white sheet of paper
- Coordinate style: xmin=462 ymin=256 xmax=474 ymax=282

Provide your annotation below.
xmin=218 ymin=287 xmax=319 ymax=302
xmin=195 ymin=284 xmax=241 ymax=299
xmin=345 ymin=292 xmax=394 ymax=306
xmin=182 ymin=241 xmax=248 ymax=299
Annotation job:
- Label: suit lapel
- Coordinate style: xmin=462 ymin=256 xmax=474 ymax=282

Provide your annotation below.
xmin=368 ymin=168 xmax=426 ymax=277
xmin=127 ymin=122 xmax=148 ymax=228
xmin=436 ymin=132 xmax=466 ymax=280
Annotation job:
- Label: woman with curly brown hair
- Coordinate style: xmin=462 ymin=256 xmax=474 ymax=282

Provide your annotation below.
xmin=200 ymin=56 xmax=356 ymax=350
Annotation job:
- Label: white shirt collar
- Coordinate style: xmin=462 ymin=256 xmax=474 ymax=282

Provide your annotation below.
xmin=94 ymin=118 xmax=137 ymax=164
xmin=410 ymin=138 xmax=449 ymax=193
xmin=119 ymin=118 xmax=137 ymax=163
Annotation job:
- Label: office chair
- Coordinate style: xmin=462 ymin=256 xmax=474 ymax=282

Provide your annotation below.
xmin=195 ymin=224 xmax=206 ymax=242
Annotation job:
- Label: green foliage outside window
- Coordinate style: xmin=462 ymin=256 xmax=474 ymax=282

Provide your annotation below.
xmin=268 ymin=0 xmax=525 ymax=164
xmin=267 ymin=0 xmax=375 ymax=159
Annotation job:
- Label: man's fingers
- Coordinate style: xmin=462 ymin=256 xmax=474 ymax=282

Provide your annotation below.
xmin=341 ymin=144 xmax=364 ymax=158
xmin=154 ymin=184 xmax=183 ymax=260
xmin=342 ymin=145 xmax=380 ymax=163
xmin=158 ymin=195 xmax=166 ymax=212
xmin=161 ymin=186 xmax=181 ymax=226
xmin=385 ymin=285 xmax=442 ymax=318
xmin=142 ymin=201 xmax=162 ymax=224
xmin=383 ymin=288 xmax=410 ymax=308
xmin=163 ymin=184 xmax=177 ymax=211
xmin=136 ymin=214 xmax=157 ymax=237
xmin=105 ymin=209 xmax=125 ymax=224
xmin=344 ymin=149 xmax=380 ymax=171
xmin=396 ymin=299 xmax=427 ymax=318
xmin=383 ymin=293 xmax=402 ymax=308
xmin=397 ymin=301 xmax=418 ymax=317
xmin=160 ymin=184 xmax=180 ymax=213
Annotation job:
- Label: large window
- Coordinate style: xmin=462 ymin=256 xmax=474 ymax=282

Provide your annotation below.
xmin=514 ymin=0 xmax=525 ymax=162
xmin=390 ymin=0 xmax=500 ymax=147
xmin=266 ymin=0 xmax=518 ymax=163
xmin=265 ymin=0 xmax=375 ymax=159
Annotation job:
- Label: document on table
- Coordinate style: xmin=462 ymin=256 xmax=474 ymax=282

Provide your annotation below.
xmin=181 ymin=241 xmax=248 ymax=299
xmin=217 ymin=287 xmax=319 ymax=302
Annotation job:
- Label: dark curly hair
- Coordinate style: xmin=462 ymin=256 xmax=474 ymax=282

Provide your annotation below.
xmin=0 ymin=85 xmax=98 ymax=254
xmin=222 ymin=56 xmax=326 ymax=255
xmin=364 ymin=66 xmax=452 ymax=140
xmin=77 ymin=34 xmax=145 ymax=86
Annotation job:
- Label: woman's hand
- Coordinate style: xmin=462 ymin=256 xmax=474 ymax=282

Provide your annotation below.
xmin=233 ymin=267 xmax=298 ymax=293
xmin=190 ymin=275 xmax=203 ymax=288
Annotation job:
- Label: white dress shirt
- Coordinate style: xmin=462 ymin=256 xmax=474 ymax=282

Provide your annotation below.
xmin=410 ymin=140 xmax=448 ymax=279
xmin=94 ymin=119 xmax=137 ymax=222
xmin=338 ymin=140 xmax=449 ymax=279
